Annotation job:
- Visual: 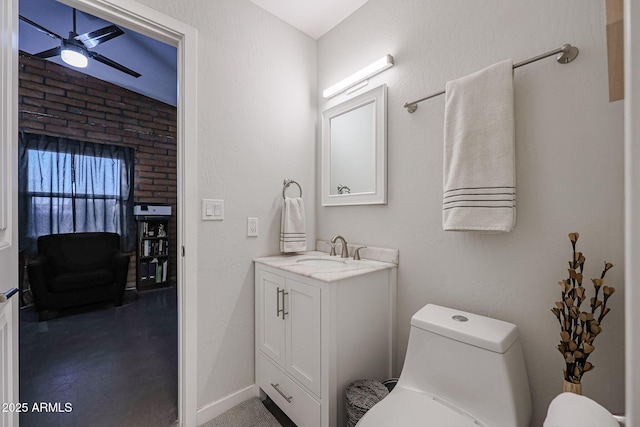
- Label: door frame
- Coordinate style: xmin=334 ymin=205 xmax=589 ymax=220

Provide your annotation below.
xmin=4 ymin=0 xmax=200 ymax=425
xmin=624 ymin=0 xmax=639 ymax=424
xmin=0 ymin=0 xmax=19 ymax=423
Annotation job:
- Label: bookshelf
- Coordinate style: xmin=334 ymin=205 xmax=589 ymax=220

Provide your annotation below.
xmin=136 ymin=216 xmax=170 ymax=291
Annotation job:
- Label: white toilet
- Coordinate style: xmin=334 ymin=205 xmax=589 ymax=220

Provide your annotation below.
xmin=356 ymin=304 xmax=532 ymax=427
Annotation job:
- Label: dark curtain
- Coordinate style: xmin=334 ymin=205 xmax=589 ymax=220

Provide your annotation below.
xmin=18 ymin=132 xmax=135 ymax=255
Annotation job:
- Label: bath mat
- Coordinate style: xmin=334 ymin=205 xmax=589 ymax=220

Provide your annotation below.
xmin=200 ymin=397 xmax=282 ymax=427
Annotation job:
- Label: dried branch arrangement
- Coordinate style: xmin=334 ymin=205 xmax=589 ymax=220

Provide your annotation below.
xmin=551 ymin=232 xmax=615 ymax=384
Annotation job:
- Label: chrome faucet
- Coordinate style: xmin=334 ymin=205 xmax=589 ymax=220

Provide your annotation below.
xmin=353 ymin=246 xmax=366 ymax=260
xmin=330 ymin=235 xmax=349 ymax=258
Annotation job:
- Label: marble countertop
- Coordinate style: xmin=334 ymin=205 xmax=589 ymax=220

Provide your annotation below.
xmin=254 ymin=251 xmax=397 ymax=283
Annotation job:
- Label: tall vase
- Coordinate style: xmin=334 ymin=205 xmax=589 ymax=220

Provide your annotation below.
xmin=563 ymin=379 xmax=582 ymax=395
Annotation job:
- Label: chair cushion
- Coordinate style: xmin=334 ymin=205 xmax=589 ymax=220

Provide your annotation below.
xmin=38 ymin=232 xmax=121 ymax=274
xmin=50 ymin=268 xmax=115 ymax=293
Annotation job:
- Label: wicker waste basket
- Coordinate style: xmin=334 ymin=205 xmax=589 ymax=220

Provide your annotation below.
xmin=345 ymin=379 xmax=389 ymax=427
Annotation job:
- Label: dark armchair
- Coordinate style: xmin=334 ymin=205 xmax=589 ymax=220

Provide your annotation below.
xmin=27 ymin=232 xmax=130 ymax=321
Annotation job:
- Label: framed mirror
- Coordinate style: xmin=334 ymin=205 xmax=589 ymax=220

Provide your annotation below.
xmin=321 ymin=84 xmax=387 ymax=206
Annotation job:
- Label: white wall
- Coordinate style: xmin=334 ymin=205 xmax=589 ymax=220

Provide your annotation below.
xmin=318 ymin=1 xmax=625 ymax=425
xmin=132 ymin=0 xmax=318 ymax=413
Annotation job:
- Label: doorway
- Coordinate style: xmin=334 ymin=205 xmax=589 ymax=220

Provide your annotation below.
xmin=16 ymin=1 xmax=179 ymax=425
xmin=4 ymin=0 xmax=199 ymax=425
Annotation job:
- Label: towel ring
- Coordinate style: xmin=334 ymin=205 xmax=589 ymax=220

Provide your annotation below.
xmin=283 ymin=179 xmax=302 ymax=199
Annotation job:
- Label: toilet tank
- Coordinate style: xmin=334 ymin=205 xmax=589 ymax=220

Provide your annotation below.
xmin=397 ymin=304 xmax=531 ymax=427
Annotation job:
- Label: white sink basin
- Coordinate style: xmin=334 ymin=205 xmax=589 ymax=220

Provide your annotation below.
xmin=296 ymin=258 xmax=347 ymax=267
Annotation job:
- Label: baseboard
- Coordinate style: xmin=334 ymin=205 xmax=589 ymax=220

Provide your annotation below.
xmin=196 ymin=384 xmax=260 ymax=426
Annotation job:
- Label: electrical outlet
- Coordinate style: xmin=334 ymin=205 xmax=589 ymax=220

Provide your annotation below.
xmin=247 ymin=217 xmax=258 ymax=237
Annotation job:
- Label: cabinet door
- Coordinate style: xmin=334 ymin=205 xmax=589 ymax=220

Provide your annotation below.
xmin=285 ymin=278 xmax=321 ymax=397
xmin=257 ymin=270 xmax=286 ymax=366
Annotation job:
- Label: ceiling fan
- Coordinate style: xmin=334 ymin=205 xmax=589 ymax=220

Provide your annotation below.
xmin=19 ymin=8 xmax=141 ymax=78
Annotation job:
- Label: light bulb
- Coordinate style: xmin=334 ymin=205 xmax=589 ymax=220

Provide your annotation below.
xmin=61 ymin=45 xmax=88 ymax=68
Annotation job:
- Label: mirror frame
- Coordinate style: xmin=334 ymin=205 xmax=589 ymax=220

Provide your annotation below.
xmin=321 ymin=84 xmax=387 ymax=206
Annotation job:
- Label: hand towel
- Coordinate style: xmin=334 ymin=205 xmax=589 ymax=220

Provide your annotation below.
xmin=280 ymin=197 xmax=307 ymax=253
xmin=443 ymin=59 xmax=516 ymax=233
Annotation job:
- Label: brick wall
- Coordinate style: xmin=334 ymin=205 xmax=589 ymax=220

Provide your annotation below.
xmin=18 ymin=51 xmax=177 ymax=288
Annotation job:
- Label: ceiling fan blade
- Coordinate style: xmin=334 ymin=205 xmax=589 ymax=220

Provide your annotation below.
xmin=88 ymin=51 xmax=141 ymax=78
xmin=34 ymin=46 xmax=62 ymax=59
xmin=19 ymin=15 xmax=64 ymax=41
xmin=75 ymin=25 xmax=124 ymax=49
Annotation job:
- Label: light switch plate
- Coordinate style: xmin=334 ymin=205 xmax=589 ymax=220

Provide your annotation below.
xmin=202 ymin=199 xmax=224 ymax=221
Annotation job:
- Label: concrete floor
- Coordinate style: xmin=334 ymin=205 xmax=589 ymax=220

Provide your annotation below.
xmin=19 ymin=286 xmax=178 ymax=427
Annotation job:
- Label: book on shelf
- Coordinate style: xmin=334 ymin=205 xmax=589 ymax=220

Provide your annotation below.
xmin=140 ymin=261 xmax=149 ymax=281
xmin=156 ymin=262 xmax=162 ymax=283
xmin=149 ymin=258 xmax=158 ymax=281
xmin=162 ymin=260 xmax=168 ymax=282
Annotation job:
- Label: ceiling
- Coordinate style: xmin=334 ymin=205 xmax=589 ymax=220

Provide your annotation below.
xmin=249 ymin=0 xmax=370 ymax=39
xmin=19 ymin=0 xmax=177 ymax=106
xmin=18 ymin=0 xmax=369 ymax=106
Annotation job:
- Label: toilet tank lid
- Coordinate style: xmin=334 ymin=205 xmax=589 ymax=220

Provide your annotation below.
xmin=411 ymin=304 xmax=519 ymax=353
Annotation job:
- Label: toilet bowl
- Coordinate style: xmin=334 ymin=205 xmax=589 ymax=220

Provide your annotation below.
xmin=356 ymin=304 xmax=532 ymax=427
xmin=544 ymin=392 xmax=620 ymax=427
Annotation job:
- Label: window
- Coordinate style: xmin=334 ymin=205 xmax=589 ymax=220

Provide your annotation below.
xmin=19 ymin=132 xmax=135 ymax=254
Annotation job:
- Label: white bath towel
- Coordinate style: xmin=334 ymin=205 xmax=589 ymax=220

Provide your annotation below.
xmin=280 ymin=197 xmax=307 ymax=253
xmin=443 ymin=59 xmax=516 ymax=232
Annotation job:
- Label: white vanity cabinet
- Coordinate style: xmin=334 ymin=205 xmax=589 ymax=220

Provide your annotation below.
xmin=258 ymin=269 xmax=321 ymax=396
xmin=255 ymin=254 xmax=397 ymax=427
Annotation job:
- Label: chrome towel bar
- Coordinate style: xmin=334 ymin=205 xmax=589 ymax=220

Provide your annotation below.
xmin=403 ymin=43 xmax=579 ymax=113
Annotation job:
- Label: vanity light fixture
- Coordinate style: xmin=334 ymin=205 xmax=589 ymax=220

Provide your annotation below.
xmin=323 ymin=54 xmax=393 ymax=99
xmin=60 ymin=42 xmax=88 ymax=68
xmin=345 ymin=79 xmax=370 ymax=95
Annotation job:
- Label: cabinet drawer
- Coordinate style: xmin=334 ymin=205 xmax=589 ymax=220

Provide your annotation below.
xmin=258 ymin=353 xmax=320 ymax=427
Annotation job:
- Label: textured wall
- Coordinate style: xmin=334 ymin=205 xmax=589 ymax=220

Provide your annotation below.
xmin=133 ymin=0 xmax=318 ymax=410
xmin=18 ymin=52 xmax=178 ymax=286
xmin=317 ymin=1 xmax=624 ymax=425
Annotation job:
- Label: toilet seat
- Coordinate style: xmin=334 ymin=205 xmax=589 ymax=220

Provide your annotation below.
xmin=356 ymin=387 xmax=481 ymax=427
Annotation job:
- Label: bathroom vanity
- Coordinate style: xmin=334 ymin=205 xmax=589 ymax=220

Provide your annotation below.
xmin=254 ymin=249 xmax=397 ymax=427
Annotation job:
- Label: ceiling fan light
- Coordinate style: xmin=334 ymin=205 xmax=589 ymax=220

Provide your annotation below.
xmin=61 ymin=44 xmax=88 ymax=68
